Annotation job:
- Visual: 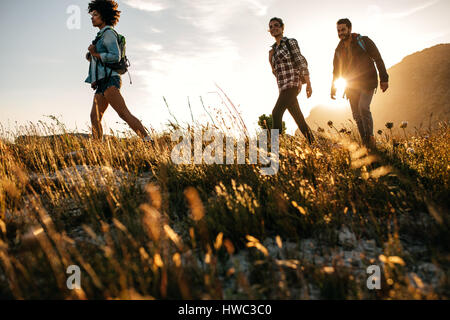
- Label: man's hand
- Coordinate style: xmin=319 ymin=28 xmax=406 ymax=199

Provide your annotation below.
xmin=301 ymin=75 xmax=312 ymax=98
xmin=86 ymin=52 xmax=92 ymax=61
xmin=306 ymin=83 xmax=312 ymax=98
xmin=330 ymin=87 xmax=337 ymax=100
xmin=380 ymin=82 xmax=389 ymax=92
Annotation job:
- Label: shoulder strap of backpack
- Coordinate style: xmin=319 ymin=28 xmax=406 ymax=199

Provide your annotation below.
xmin=356 ymin=35 xmax=367 ymax=52
xmin=284 ymin=38 xmax=299 ymax=68
xmin=108 ymin=28 xmax=119 ymax=39
xmin=106 ymin=28 xmax=124 ymax=58
xmin=92 ymin=26 xmax=118 ymax=45
xmin=357 ymin=35 xmax=377 ymax=63
xmin=284 ymin=39 xmax=293 ymax=55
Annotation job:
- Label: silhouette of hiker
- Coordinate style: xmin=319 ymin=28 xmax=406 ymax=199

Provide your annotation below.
xmin=331 ymin=18 xmax=389 ymax=148
xmin=268 ymin=17 xmax=315 ymax=144
xmin=85 ymin=0 xmax=152 ymax=142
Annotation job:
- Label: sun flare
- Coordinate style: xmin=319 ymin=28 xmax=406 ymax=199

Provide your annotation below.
xmin=334 ymin=78 xmax=347 ymax=94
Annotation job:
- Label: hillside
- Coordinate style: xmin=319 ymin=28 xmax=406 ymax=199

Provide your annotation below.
xmin=0 ymin=122 xmax=448 ymax=299
xmin=306 ymin=105 xmax=353 ymax=131
xmin=307 ymin=44 xmax=450 ymax=131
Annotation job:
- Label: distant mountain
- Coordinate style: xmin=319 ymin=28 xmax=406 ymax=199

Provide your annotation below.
xmin=307 ymin=44 xmax=450 ymax=132
xmin=306 ymin=104 xmax=353 ymax=130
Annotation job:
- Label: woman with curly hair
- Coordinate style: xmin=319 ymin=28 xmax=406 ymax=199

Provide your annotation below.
xmin=85 ymin=0 xmax=152 ymax=142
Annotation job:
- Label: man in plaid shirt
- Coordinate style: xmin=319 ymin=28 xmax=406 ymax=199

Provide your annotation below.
xmin=269 ymin=17 xmax=314 ymax=144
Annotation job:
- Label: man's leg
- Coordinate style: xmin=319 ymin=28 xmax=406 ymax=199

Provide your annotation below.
xmin=271 ymin=89 xmax=291 ymax=132
xmin=347 ymin=89 xmax=366 ymax=143
xmin=286 ymin=88 xmax=314 ymax=144
xmin=358 ymin=89 xmax=375 ymax=145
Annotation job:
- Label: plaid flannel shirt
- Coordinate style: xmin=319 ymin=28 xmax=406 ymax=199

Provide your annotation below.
xmin=271 ymin=37 xmax=309 ymax=92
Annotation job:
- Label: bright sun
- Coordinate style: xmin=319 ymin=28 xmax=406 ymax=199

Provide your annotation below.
xmin=334 ymin=78 xmax=347 ymax=94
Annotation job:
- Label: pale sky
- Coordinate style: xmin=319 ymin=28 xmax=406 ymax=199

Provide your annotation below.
xmin=1 ymin=0 xmax=449 ymax=135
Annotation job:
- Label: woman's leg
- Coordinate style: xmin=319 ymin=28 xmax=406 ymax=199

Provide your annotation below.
xmin=90 ymin=93 xmax=109 ymax=140
xmin=104 ymin=86 xmax=148 ymax=138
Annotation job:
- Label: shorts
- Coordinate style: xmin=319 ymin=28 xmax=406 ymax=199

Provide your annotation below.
xmin=95 ymin=76 xmax=121 ymax=95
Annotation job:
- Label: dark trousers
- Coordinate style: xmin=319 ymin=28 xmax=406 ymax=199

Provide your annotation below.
xmin=346 ymin=88 xmax=375 ymax=144
xmin=272 ymin=87 xmax=314 ymax=144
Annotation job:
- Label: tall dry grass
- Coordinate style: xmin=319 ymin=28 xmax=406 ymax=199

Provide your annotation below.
xmin=0 ymin=115 xmax=448 ymax=299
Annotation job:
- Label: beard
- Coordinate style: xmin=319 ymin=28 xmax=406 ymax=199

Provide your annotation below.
xmin=340 ymin=32 xmax=351 ymax=40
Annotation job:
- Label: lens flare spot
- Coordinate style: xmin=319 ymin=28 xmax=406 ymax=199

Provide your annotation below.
xmin=334 ymin=78 xmax=347 ymax=94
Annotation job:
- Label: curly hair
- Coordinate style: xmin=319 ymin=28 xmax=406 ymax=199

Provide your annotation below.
xmin=88 ymin=0 xmax=121 ymax=26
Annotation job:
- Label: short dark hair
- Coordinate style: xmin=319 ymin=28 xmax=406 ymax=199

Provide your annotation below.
xmin=88 ymin=0 xmax=121 ymax=26
xmin=337 ymin=18 xmax=352 ymax=29
xmin=269 ymin=17 xmax=284 ymax=27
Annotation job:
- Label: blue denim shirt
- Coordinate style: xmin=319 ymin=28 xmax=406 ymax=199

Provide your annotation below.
xmin=85 ymin=26 xmax=120 ymax=84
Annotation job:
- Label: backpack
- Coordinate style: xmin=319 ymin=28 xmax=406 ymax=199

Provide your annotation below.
xmin=355 ymin=34 xmax=367 ymax=53
xmin=284 ymin=39 xmax=307 ymax=84
xmin=335 ymin=34 xmax=371 ymax=65
xmin=92 ymin=28 xmax=132 ymax=84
